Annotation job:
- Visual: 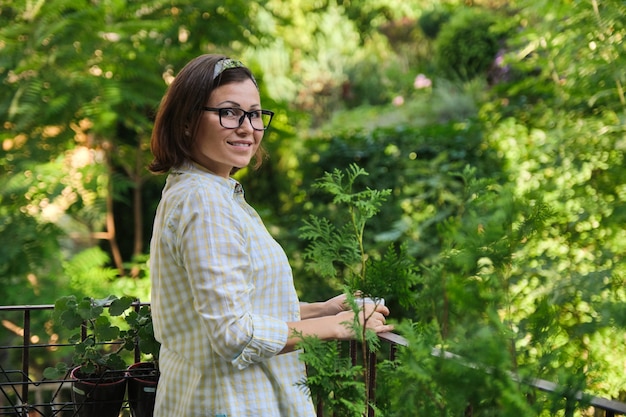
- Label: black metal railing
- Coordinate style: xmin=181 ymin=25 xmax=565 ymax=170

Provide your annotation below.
xmin=0 ymin=303 xmax=144 ymax=417
xmin=431 ymin=347 xmax=626 ymax=417
xmin=2 ymin=304 xmax=626 ymax=417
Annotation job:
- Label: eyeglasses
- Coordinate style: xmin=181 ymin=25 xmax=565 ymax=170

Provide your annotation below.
xmin=203 ymin=107 xmax=274 ymax=131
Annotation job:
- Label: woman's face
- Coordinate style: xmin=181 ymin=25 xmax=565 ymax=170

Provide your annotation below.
xmin=192 ymin=78 xmax=263 ymax=177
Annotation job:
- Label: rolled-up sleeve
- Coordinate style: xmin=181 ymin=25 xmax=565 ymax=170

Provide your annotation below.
xmin=230 ymin=314 xmax=288 ymax=369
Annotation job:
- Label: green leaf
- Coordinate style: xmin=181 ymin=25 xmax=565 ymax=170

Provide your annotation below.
xmin=59 ymin=309 xmax=83 ymax=330
xmin=94 ymin=316 xmax=119 ymax=341
xmin=109 ymin=295 xmax=134 ymax=316
xmin=43 ymin=363 xmax=69 ymax=380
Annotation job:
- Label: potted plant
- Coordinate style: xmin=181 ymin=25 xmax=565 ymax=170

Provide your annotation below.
xmin=123 ymin=303 xmax=160 ymax=417
xmin=44 ymin=294 xmax=135 ymax=417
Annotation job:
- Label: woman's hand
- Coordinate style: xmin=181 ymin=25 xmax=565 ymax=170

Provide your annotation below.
xmin=286 ymin=299 xmax=393 ymax=352
xmin=333 ymin=303 xmax=393 ymax=340
xmin=322 ymin=293 xmax=350 ymax=316
xmin=300 ymin=294 xmax=350 ymax=319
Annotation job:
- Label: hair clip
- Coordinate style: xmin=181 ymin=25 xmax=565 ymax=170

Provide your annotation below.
xmin=212 ymin=58 xmax=258 ymax=87
xmin=213 ymin=58 xmax=245 ymax=79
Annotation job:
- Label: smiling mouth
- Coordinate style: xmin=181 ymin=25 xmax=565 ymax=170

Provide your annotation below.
xmin=228 ymin=141 xmax=252 ymax=147
xmin=227 ymin=141 xmax=252 ymax=148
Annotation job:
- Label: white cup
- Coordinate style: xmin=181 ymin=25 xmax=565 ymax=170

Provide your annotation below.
xmin=357 ymin=297 xmax=385 ymax=306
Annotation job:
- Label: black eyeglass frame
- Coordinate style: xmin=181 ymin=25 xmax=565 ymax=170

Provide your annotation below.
xmin=203 ymin=107 xmax=275 ymax=131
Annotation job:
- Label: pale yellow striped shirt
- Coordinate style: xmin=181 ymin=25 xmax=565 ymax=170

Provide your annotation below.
xmin=150 ymin=162 xmax=315 ymax=417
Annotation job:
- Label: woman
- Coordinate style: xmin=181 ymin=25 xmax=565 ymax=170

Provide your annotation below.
xmin=148 ymin=54 xmax=393 ymax=417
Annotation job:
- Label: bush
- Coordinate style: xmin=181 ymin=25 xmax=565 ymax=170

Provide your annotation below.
xmin=280 ymin=120 xmax=502 ymax=313
xmin=418 ymin=7 xmax=452 ymax=39
xmin=434 ymin=8 xmax=502 ymax=81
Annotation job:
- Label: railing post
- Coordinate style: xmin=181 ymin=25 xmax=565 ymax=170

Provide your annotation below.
xmin=21 ymin=308 xmax=30 ymax=417
xmin=389 ymin=341 xmax=397 ymax=361
xmin=350 ymin=340 xmax=357 ymax=366
xmin=134 ymin=301 xmax=141 ymax=364
xmin=316 ymin=399 xmax=324 ymax=417
xmin=367 ymin=348 xmax=376 ymax=417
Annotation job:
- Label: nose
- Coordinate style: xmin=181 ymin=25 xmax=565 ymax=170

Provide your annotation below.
xmin=237 ymin=113 xmax=255 ymax=132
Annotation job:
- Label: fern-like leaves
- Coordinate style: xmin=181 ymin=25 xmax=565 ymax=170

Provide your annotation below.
xmin=299 ymin=216 xmax=360 ymax=279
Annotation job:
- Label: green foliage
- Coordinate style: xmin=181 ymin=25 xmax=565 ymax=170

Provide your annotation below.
xmin=297 ymin=165 xmax=418 ymax=416
xmin=2 ymin=0 xmax=626 ymax=413
xmin=0 ymin=157 xmax=68 ymax=303
xmin=296 ymin=121 xmax=500 ymax=272
xmin=434 ymin=7 xmax=502 ymax=81
xmin=0 ymin=0 xmax=269 ymax=287
xmin=377 ymin=167 xmax=559 ymax=416
xmin=43 ymin=294 xmax=135 ymax=379
xmin=481 ymin=0 xmax=626 ymax=400
xmin=64 ymin=247 xmax=119 ymax=298
xmin=418 ymin=7 xmax=452 ymax=39
xmin=342 ymin=57 xmax=394 ymax=108
xmin=361 ymin=242 xmax=418 ymax=310
xmin=331 ymin=1 xmax=626 ymax=412
xmin=244 ymin=0 xmax=441 ymax=122
xmin=299 ymin=164 xmax=421 ymax=310
xmin=300 ymin=164 xmax=391 ymax=282
xmin=299 ymin=215 xmax=360 ymax=279
xmin=297 ymin=335 xmax=366 ymax=417
xmin=380 ymin=322 xmax=542 ymax=417
xmin=314 ymin=76 xmax=486 ymax=134
xmin=122 ymin=304 xmax=160 ymax=364
xmin=272 ymin=115 xmax=505 ymax=313
xmin=43 ymin=293 xmax=159 ymax=381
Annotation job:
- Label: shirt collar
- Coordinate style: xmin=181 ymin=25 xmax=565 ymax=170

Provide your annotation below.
xmin=173 ymin=161 xmax=244 ymax=195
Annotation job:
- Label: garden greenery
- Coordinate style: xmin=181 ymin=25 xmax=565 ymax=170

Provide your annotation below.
xmin=2 ymin=0 xmax=626 ymax=415
xmin=296 ymin=164 xmax=417 ymax=416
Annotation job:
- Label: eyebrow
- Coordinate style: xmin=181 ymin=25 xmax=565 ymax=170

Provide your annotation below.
xmin=214 ymin=100 xmax=261 ymax=109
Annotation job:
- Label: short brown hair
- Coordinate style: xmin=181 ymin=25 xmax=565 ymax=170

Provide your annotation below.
xmin=148 ymin=54 xmax=267 ymax=174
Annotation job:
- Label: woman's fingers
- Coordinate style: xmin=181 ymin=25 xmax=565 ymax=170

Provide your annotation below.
xmin=324 ymin=294 xmax=350 ymax=315
xmin=367 ymin=314 xmax=394 ymax=333
xmin=375 ymin=304 xmax=390 ymax=316
xmin=362 ymin=303 xmax=389 ymax=318
xmin=361 ymin=309 xmax=394 ymax=332
xmin=334 ymin=309 xmax=394 ymax=339
xmin=356 ymin=307 xmax=387 ymax=333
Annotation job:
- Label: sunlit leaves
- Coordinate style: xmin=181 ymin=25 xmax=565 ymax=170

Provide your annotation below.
xmin=484 ymin=0 xmax=626 ymax=401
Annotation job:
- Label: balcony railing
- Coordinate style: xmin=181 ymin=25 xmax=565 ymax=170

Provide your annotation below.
xmin=2 ymin=304 xmax=626 ymax=417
